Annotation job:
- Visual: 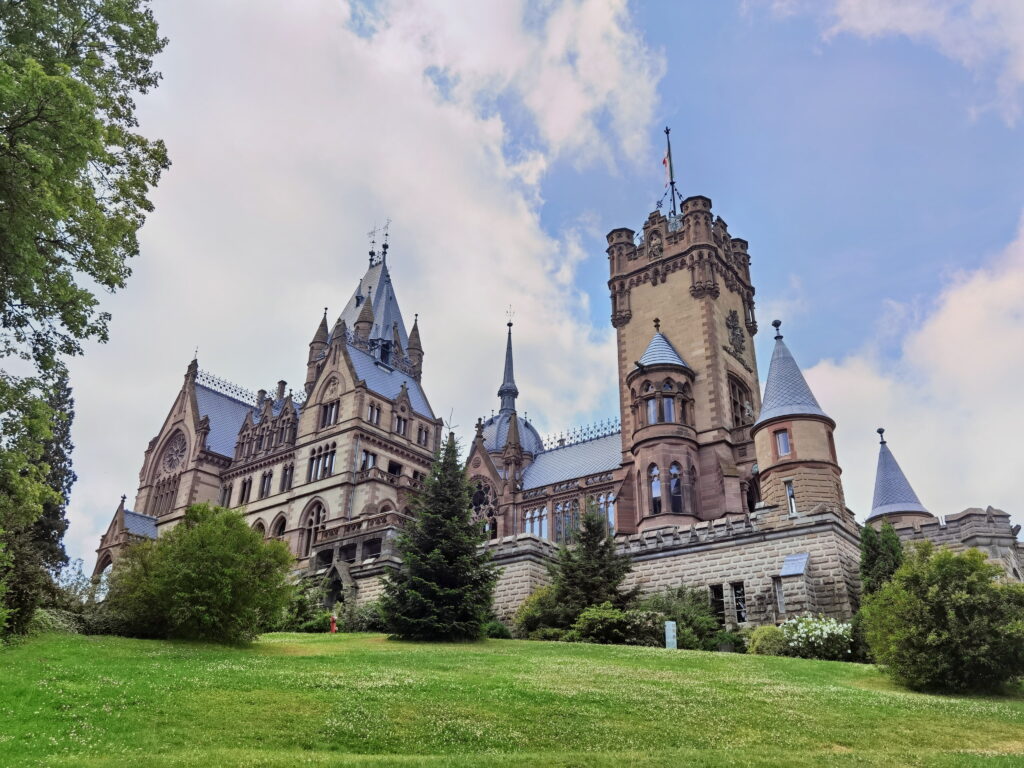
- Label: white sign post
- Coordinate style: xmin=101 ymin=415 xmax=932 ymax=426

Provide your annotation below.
xmin=665 ymin=620 xmax=677 ymax=650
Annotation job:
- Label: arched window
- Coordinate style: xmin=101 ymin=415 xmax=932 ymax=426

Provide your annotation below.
xmin=598 ymin=493 xmax=616 ymax=532
xmin=680 ymin=382 xmax=694 ymax=426
xmin=271 ymin=515 xmax=287 ymax=539
xmin=488 ymin=517 xmax=498 ymax=540
xmin=646 ymin=397 xmax=658 ymax=425
xmin=688 ymin=464 xmax=698 ymax=514
xmin=669 ymin=463 xmax=684 ymax=515
xmin=649 ymin=465 xmax=662 ymax=515
xmin=301 ymin=503 xmax=326 ymax=558
xmin=524 ymin=507 xmax=548 ymax=538
xmin=253 ymin=520 xmax=266 ymax=538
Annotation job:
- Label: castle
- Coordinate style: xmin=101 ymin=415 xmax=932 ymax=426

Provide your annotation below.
xmin=94 ymin=196 xmax=1023 ymax=625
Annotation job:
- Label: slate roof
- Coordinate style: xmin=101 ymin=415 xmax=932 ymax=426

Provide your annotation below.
xmin=638 ymin=331 xmax=689 ymax=368
xmin=123 ymin=510 xmax=157 ymax=539
xmin=482 ymin=412 xmax=544 ymax=455
xmin=333 ymin=260 xmax=410 ymax=348
xmin=868 ymin=440 xmax=929 ymax=520
xmin=194 ymin=384 xmax=254 ymax=457
xmin=521 ymin=432 xmax=622 ymax=490
xmin=755 ymin=336 xmax=829 ymax=426
xmin=347 ymin=343 xmax=434 ymax=418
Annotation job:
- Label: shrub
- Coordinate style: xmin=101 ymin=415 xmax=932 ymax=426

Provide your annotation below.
xmin=296 ymin=612 xmax=332 ymax=633
xmin=862 ymin=543 xmax=1024 ymax=693
xmin=512 ymin=586 xmax=565 ymax=638
xmin=780 ymin=615 xmax=853 ymax=661
xmin=27 ymin=607 xmax=82 ymax=635
xmin=103 ymin=504 xmax=293 ymax=644
xmin=482 ymin=619 xmax=512 ymax=639
xmin=571 ymin=603 xmax=663 ymax=646
xmin=748 ymin=625 xmax=787 ymax=656
xmin=636 ymin=585 xmax=721 ymax=651
xmin=270 ymin=582 xmax=324 ymax=632
xmin=528 ymin=626 xmax=566 ymax=642
xmin=715 ymin=627 xmax=747 ymax=654
xmin=342 ymin=601 xmax=387 ymax=633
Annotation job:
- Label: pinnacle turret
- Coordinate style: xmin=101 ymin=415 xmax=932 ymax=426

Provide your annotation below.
xmin=497 ymin=322 xmax=519 ymax=414
xmin=755 ymin=320 xmax=829 ymax=427
xmin=868 ymin=428 xmax=931 ymax=521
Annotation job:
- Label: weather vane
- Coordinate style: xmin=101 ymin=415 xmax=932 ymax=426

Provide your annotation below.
xmin=506 ymin=304 xmax=515 ymax=327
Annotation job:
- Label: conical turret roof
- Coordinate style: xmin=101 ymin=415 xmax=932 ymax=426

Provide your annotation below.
xmin=407 ymin=315 xmax=422 ymax=352
xmin=755 ymin=322 xmax=829 ymax=426
xmin=868 ymin=430 xmax=930 ymax=520
xmin=637 ymin=330 xmax=689 ymax=368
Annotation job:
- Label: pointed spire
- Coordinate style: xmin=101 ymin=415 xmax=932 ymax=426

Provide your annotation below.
xmin=497 ymin=321 xmax=519 ymax=414
xmin=505 ymin=408 xmax=522 ymax=450
xmin=868 ymin=429 xmax=930 ymax=520
xmin=354 ymin=292 xmax=374 ymax=340
xmin=755 ymin=320 xmax=829 ymax=426
xmin=407 ymin=313 xmax=422 ymax=353
xmin=312 ymin=308 xmax=329 ymax=345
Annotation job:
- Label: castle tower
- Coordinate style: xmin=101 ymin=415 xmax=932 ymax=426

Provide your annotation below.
xmin=607 ymin=196 xmax=760 ymax=530
xmin=479 ymin=322 xmax=543 ymax=465
xmin=866 ymin=428 xmax=932 ymax=528
xmin=751 ymin=321 xmax=847 ymax=522
xmin=305 ymin=309 xmax=329 ymax=395
xmin=407 ymin=315 xmax=423 ymax=379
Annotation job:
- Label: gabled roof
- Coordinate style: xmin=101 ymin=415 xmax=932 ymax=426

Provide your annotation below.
xmin=755 ymin=330 xmax=829 ymax=426
xmin=521 ymin=432 xmax=622 ymax=490
xmin=638 ymin=331 xmax=689 ymax=368
xmin=868 ymin=436 xmax=930 ymax=520
xmin=347 ymin=343 xmax=434 ymax=419
xmin=123 ymin=510 xmax=157 ymax=539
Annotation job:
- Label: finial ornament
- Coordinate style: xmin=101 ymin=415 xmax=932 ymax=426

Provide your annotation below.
xmin=877 ymin=427 xmax=886 ymax=444
xmin=772 ymin=319 xmax=782 ymax=340
xmin=506 ymin=304 xmax=515 ymax=328
xmin=653 ymin=317 xmax=661 ymax=332
xmin=120 ymin=494 xmax=127 ymax=504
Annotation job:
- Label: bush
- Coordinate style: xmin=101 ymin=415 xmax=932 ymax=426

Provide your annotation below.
xmin=270 ymin=582 xmax=324 ymax=632
xmin=780 ymin=615 xmax=853 ymax=661
xmin=482 ymin=619 xmax=512 ymax=639
xmin=748 ymin=625 xmax=787 ymax=656
xmin=103 ymin=504 xmax=294 ymax=644
xmin=862 ymin=543 xmax=1024 ymax=693
xmin=715 ymin=627 xmax=747 ymax=654
xmin=528 ymin=626 xmax=566 ymax=642
xmin=636 ymin=585 xmax=721 ymax=651
xmin=571 ymin=603 xmax=663 ymax=646
xmin=341 ymin=601 xmax=387 ymax=633
xmin=512 ymin=586 xmax=565 ymax=638
xmin=27 ymin=607 xmax=82 ymax=635
xmin=295 ymin=612 xmax=332 ymax=633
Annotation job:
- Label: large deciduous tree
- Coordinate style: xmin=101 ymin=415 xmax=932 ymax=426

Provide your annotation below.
xmin=0 ymin=0 xmax=167 ymax=635
xmin=381 ymin=433 xmax=497 ymax=641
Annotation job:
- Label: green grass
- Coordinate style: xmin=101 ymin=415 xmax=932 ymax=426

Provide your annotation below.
xmin=2 ymin=633 xmax=1022 ymax=767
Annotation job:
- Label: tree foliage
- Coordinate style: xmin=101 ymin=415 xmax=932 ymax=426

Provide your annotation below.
xmin=1 ymin=0 xmax=169 ymax=370
xmin=636 ymin=585 xmax=721 ymax=650
xmin=862 ymin=542 xmax=1024 ymax=692
xmin=381 ymin=433 xmax=497 ymax=641
xmin=549 ymin=504 xmax=635 ymax=624
xmin=860 ymin=520 xmax=903 ymax=595
xmin=103 ymin=504 xmax=293 ymax=644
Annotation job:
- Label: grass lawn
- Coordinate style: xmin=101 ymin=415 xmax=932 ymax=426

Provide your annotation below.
xmin=1 ymin=633 xmax=1022 ymax=767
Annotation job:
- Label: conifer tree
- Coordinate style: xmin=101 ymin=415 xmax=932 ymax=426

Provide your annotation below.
xmin=860 ymin=520 xmax=904 ymax=595
xmin=550 ymin=504 xmax=635 ymax=624
xmin=380 ymin=433 xmax=496 ymax=641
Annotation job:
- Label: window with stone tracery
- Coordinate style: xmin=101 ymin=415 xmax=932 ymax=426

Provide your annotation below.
xmin=649 ymin=465 xmax=662 ymax=515
xmin=553 ymin=500 xmax=580 ymax=544
xmin=596 ymin=493 xmax=616 ymax=533
xmin=524 ymin=506 xmax=548 ymax=538
xmin=729 ymin=375 xmax=754 ymax=428
xmin=300 ymin=503 xmax=326 ymax=558
xmin=470 ymin=480 xmax=498 ymax=538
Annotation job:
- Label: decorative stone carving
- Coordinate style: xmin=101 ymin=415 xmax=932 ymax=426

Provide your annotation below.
xmin=161 ymin=432 xmax=187 ymax=473
xmin=726 ymin=310 xmax=746 ymax=355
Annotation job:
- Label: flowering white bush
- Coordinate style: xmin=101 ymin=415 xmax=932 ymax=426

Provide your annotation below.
xmin=780 ymin=615 xmax=853 ymax=661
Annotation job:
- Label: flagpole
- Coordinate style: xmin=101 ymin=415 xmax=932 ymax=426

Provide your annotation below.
xmin=665 ymin=126 xmax=677 ymax=216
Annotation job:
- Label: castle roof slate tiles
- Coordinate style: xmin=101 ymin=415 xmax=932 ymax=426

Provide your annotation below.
xmin=195 ymin=384 xmax=254 ymax=457
xmin=521 ymin=432 xmax=622 ymax=490
xmin=123 ymin=510 xmax=157 ymax=539
xmin=637 ymin=331 xmax=689 ymax=368
xmin=755 ymin=335 xmax=829 ymax=426
xmin=869 ymin=439 xmax=929 ymax=520
xmin=347 ymin=343 xmax=434 ymax=418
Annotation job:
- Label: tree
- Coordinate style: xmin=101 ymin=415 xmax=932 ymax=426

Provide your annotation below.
xmin=103 ymin=504 xmax=294 ymax=644
xmin=1 ymin=0 xmax=169 ymax=372
xmin=860 ymin=520 xmax=903 ymax=595
xmin=549 ymin=503 xmax=635 ymax=625
xmin=862 ymin=542 xmax=1024 ymax=693
xmin=381 ymin=433 xmax=497 ymax=641
xmin=33 ymin=372 xmax=76 ymax=571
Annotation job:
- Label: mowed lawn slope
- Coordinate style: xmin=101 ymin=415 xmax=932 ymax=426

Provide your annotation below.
xmin=2 ymin=633 xmax=1022 ymax=767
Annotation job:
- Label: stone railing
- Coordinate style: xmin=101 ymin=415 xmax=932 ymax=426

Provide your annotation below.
xmin=315 ymin=511 xmax=407 ymax=544
xmin=354 ymin=467 xmax=424 ymax=491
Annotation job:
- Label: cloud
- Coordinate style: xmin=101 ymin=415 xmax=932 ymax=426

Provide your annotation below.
xmin=755 ymin=0 xmax=1024 ymax=123
xmin=62 ymin=0 xmax=661 ymax=566
xmin=805 ymin=210 xmax=1024 ymax=528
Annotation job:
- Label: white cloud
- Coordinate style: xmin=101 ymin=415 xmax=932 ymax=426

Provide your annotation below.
xmin=806 ymin=211 xmax=1024 ymax=528
xmin=756 ymin=0 xmax=1024 ymax=123
xmin=62 ymin=0 xmax=661 ymax=565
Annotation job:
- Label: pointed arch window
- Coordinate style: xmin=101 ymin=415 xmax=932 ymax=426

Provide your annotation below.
xmin=301 ymin=503 xmax=326 ymax=558
xmin=669 ymin=463 xmax=684 ymax=515
xmin=253 ymin=521 xmax=266 ymax=538
xmin=649 ymin=465 xmax=662 ymax=515
xmin=662 ymin=381 xmax=676 ymax=423
xmin=524 ymin=507 xmax=548 ymax=538
xmin=271 ymin=516 xmax=287 ymax=539
xmin=597 ymin=493 xmax=616 ymax=533
xmin=729 ymin=375 xmax=754 ymax=428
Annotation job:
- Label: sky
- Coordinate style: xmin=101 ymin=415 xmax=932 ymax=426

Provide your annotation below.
xmin=64 ymin=0 xmax=1024 ymax=566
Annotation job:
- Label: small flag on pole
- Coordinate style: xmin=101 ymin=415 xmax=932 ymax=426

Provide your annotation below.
xmin=662 ymin=147 xmax=672 ymax=187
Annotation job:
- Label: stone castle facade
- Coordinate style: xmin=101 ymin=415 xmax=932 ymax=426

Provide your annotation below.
xmin=95 ymin=196 xmax=1023 ymax=626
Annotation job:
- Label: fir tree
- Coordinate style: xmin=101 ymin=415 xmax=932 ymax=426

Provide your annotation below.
xmin=549 ymin=503 xmax=635 ymax=624
xmin=380 ymin=433 xmax=497 ymax=641
xmin=34 ymin=372 xmax=76 ymax=571
xmin=860 ymin=520 xmax=904 ymax=595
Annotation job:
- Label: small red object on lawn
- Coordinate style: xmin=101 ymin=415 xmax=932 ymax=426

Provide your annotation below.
xmin=330 ymin=615 xmax=337 ymax=634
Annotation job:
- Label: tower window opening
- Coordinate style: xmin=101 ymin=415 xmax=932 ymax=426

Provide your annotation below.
xmin=649 ymin=465 xmax=662 ymax=515
xmin=784 ymin=479 xmax=797 ymax=517
xmin=669 ymin=463 xmax=684 ymax=515
xmin=775 ymin=429 xmax=791 ymax=457
xmin=646 ymin=397 xmax=658 ymax=425
xmin=729 ymin=376 xmax=753 ymax=428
